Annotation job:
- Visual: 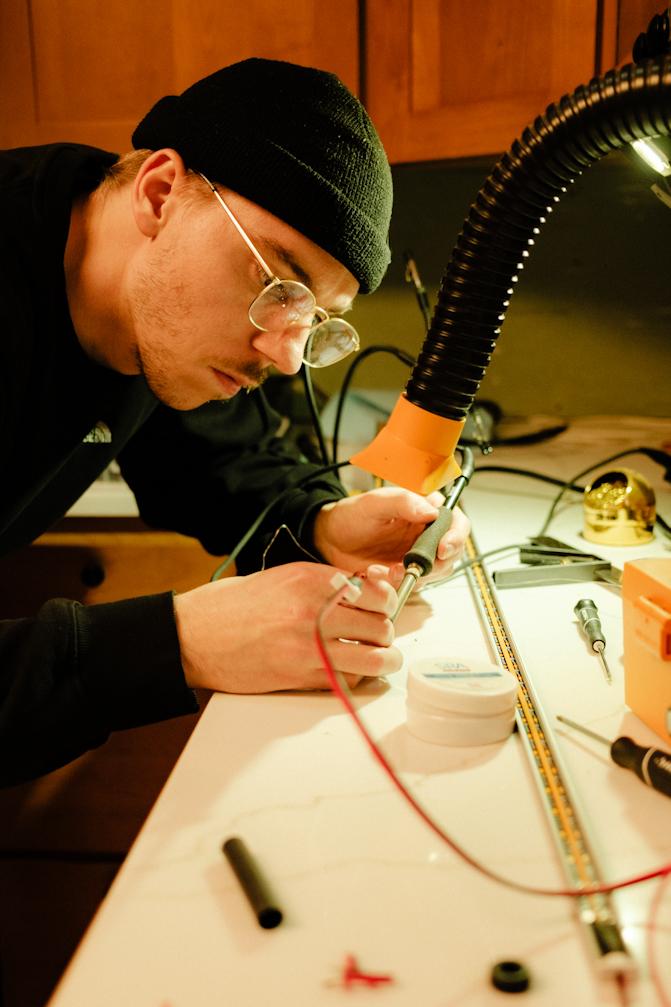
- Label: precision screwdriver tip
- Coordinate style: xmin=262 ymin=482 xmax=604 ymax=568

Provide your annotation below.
xmin=591 ymin=642 xmax=612 ymax=683
xmin=597 ymin=649 xmax=612 ymax=683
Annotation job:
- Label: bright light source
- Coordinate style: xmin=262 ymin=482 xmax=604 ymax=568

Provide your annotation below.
xmin=631 ymin=137 xmax=671 ymax=176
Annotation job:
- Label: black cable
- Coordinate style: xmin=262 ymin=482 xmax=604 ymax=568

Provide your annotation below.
xmin=332 ymin=345 xmax=415 ymax=465
xmin=537 ymin=447 xmax=671 ymax=537
xmin=658 ymin=512 xmax=671 ymax=536
xmin=209 ymin=460 xmax=351 ymax=581
xmin=300 ymin=363 xmax=330 ymax=466
xmin=487 ymin=423 xmax=569 ymax=447
xmin=474 ymin=465 xmax=584 ymax=492
xmin=403 ymin=249 xmax=432 ymax=330
xmin=475 ymin=453 xmax=670 ymax=539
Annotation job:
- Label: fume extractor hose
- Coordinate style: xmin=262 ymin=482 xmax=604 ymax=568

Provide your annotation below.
xmin=352 ymin=57 xmax=671 ymax=493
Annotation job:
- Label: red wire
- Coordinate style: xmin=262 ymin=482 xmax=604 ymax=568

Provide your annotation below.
xmin=315 ymin=584 xmax=671 ymax=901
xmin=647 ymin=873 xmax=671 ymax=1007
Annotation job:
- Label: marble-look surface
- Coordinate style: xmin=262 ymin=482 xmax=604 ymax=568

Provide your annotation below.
xmin=66 ymin=477 xmax=139 ymax=517
xmin=48 ymin=418 xmax=671 ymax=1006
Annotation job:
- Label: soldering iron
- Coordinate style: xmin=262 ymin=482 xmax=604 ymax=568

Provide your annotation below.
xmin=392 ymin=446 xmax=474 ymax=622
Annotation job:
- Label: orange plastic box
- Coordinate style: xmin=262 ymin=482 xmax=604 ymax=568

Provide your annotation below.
xmin=623 ymin=559 xmax=671 ymax=743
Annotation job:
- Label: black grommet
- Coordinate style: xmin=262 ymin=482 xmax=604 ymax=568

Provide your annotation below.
xmin=491 ymin=960 xmax=530 ymax=993
xmin=80 ymin=561 xmax=106 ymax=588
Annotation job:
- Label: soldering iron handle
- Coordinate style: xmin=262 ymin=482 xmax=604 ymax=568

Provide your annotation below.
xmin=403 ymin=507 xmax=454 ymax=576
xmin=402 ymin=447 xmax=474 ymax=577
xmin=610 ymin=737 xmax=671 ymax=798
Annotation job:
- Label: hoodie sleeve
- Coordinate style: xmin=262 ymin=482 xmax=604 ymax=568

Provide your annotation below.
xmin=0 ymin=591 xmax=197 ymax=787
xmin=117 ymin=388 xmax=347 ymax=573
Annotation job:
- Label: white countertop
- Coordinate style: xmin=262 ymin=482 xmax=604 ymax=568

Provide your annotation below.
xmin=48 ymin=417 xmax=671 ymax=1007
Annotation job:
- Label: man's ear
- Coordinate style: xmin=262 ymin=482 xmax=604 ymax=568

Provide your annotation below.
xmin=131 ymin=149 xmax=188 ymax=237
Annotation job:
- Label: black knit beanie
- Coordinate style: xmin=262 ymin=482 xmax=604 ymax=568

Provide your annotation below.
xmin=132 ymin=58 xmax=392 ymax=293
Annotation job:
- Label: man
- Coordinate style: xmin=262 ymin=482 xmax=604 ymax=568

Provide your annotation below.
xmin=0 ymin=59 xmax=468 ymax=786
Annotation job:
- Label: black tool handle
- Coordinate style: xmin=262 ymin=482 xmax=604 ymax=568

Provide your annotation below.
xmin=402 ymin=448 xmax=474 ymax=578
xmin=610 ymin=738 xmax=671 ymax=798
xmin=403 ymin=507 xmax=454 ymax=576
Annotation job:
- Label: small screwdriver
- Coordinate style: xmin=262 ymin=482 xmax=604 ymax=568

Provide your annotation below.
xmin=557 ymin=715 xmax=671 ymax=799
xmin=391 ymin=447 xmax=474 ymax=623
xmin=574 ymin=598 xmax=612 ymax=683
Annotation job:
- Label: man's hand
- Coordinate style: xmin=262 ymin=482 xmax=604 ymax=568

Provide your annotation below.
xmin=312 ymin=487 xmax=470 ymax=585
xmin=173 ymin=562 xmax=400 ymax=693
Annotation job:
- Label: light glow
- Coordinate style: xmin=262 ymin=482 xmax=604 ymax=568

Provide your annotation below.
xmin=631 ymin=138 xmax=671 ymax=176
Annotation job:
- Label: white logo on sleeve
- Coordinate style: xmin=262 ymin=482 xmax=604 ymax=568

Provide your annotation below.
xmin=82 ymin=421 xmax=112 ymax=444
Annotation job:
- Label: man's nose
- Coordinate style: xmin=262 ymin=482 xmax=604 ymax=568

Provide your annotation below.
xmin=251 ymin=324 xmax=308 ymax=375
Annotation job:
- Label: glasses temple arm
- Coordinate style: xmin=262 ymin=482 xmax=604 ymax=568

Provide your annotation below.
xmin=197 ymin=171 xmax=276 ymax=281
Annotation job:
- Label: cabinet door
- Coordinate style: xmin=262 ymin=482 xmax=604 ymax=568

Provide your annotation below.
xmin=0 ymin=529 xmax=227 ymax=618
xmin=0 ymin=0 xmax=358 ymax=150
xmin=365 ymin=0 xmax=601 ymax=162
xmin=610 ymin=0 xmax=669 ymax=64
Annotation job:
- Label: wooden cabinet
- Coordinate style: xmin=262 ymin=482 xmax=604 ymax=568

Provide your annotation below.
xmin=0 ymin=518 xmax=224 ymax=618
xmin=610 ymin=0 xmax=670 ymax=65
xmin=1 ymin=1 xmax=665 ymax=161
xmin=364 ymin=0 xmax=666 ymax=163
xmin=366 ymin=0 xmax=598 ymax=163
xmin=0 ymin=0 xmax=359 ymax=151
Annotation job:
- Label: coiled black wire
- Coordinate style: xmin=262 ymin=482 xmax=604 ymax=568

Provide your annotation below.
xmin=406 ymin=57 xmax=671 ymax=421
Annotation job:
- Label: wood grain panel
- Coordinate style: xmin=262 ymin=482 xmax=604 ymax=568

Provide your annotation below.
xmin=30 ymin=0 xmax=173 ymax=122
xmin=0 ymin=1 xmax=35 ymax=139
xmin=0 ymin=529 xmax=224 ymax=618
xmin=615 ymin=0 xmax=668 ymax=64
xmin=1 ymin=0 xmax=359 ymax=151
xmin=366 ymin=0 xmax=600 ymax=163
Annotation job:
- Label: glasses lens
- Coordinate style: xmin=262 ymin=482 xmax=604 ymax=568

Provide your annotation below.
xmin=249 ymin=280 xmax=316 ymax=332
xmin=304 ymin=318 xmax=359 ymax=367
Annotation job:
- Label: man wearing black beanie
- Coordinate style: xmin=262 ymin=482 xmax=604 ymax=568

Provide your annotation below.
xmin=0 ymin=58 xmax=468 ymax=785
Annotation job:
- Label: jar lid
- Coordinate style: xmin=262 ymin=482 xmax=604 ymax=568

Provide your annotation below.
xmin=407 ymin=657 xmax=518 ymax=716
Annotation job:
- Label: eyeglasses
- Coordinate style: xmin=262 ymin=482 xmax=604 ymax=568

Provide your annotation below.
xmin=198 ymin=172 xmax=360 ymax=368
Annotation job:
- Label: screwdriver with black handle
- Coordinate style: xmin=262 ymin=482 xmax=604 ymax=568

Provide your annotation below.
xmin=574 ymin=598 xmax=612 ymax=683
xmin=391 ymin=447 xmax=474 ymax=623
xmin=557 ymin=715 xmax=671 ymax=799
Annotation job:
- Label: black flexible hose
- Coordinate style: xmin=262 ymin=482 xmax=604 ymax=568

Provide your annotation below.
xmin=406 ymin=57 xmax=671 ymax=421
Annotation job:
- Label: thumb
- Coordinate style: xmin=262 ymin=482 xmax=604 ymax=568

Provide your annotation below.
xmin=365 ymin=487 xmax=439 ymax=523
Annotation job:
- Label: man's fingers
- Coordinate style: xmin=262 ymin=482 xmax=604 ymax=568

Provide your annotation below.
xmin=338 ymin=569 xmax=397 ymax=617
xmin=326 ymin=639 xmax=402 ymax=678
xmin=436 ymin=506 xmax=470 ymax=561
xmin=356 ymin=486 xmax=439 ymax=523
xmin=326 ymin=606 xmax=394 ymax=647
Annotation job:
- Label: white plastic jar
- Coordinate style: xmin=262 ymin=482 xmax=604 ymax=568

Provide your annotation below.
xmin=406 ymin=656 xmax=518 ymax=746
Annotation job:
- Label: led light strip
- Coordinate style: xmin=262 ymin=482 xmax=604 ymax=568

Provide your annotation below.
xmin=464 ymin=535 xmax=636 ymax=988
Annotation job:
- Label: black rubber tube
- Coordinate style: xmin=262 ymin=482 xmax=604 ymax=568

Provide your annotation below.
xmin=406 ymin=57 xmax=671 ymax=421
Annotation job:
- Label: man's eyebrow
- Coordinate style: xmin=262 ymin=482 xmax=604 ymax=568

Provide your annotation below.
xmin=260 ymin=238 xmax=312 ymax=289
xmin=258 ymin=236 xmax=355 ymax=313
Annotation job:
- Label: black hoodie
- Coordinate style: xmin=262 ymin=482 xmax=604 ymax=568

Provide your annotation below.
xmin=0 ymin=143 xmax=346 ymax=786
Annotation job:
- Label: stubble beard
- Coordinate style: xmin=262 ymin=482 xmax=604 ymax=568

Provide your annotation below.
xmin=128 ymin=257 xmax=270 ymax=410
